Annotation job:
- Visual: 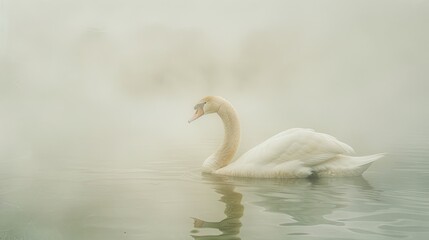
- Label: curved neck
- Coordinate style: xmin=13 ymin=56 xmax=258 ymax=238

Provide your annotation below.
xmin=202 ymin=102 xmax=240 ymax=172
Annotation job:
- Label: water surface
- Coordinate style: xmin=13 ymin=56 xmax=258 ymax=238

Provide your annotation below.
xmin=1 ymin=139 xmax=428 ymax=240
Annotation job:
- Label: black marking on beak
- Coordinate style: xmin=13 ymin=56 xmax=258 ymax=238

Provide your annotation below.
xmin=194 ymin=102 xmax=206 ymax=110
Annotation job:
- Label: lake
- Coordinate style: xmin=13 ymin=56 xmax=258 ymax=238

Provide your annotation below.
xmin=1 ymin=135 xmax=428 ymax=240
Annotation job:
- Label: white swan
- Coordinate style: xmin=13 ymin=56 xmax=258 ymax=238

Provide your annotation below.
xmin=189 ymin=96 xmax=384 ymax=178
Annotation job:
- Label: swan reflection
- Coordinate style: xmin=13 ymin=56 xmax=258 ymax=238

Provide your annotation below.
xmin=191 ymin=174 xmax=380 ymax=239
xmin=191 ymin=174 xmax=243 ymax=240
xmin=239 ymin=176 xmax=377 ymax=227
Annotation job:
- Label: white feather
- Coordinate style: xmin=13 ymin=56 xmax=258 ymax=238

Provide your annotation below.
xmin=216 ymin=128 xmax=383 ymax=178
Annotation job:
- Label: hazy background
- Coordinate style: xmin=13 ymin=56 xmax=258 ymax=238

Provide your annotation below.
xmin=1 ymin=1 xmax=429 ymax=239
xmin=1 ymin=0 xmax=428 ymax=171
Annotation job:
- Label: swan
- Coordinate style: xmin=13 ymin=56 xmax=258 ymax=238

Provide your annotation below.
xmin=188 ymin=96 xmax=384 ymax=178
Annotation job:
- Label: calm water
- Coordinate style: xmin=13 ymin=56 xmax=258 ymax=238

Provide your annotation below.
xmin=1 ymin=138 xmax=428 ymax=240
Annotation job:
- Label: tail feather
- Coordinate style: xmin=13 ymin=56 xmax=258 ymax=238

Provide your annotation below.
xmin=346 ymin=153 xmax=385 ymax=167
xmin=313 ymin=153 xmax=385 ymax=177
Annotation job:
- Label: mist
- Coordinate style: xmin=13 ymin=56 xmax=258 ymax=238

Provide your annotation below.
xmin=1 ymin=0 xmax=428 ymax=171
xmin=2 ymin=1 xmax=429 ymax=239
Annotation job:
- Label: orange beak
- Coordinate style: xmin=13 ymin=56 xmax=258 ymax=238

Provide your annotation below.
xmin=188 ymin=107 xmax=204 ymax=123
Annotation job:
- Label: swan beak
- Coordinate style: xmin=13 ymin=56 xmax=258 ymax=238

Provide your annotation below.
xmin=188 ymin=108 xmax=204 ymax=123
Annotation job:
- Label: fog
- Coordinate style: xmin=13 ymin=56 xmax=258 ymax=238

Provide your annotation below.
xmin=1 ymin=0 xmax=428 ymax=170
xmin=1 ymin=1 xmax=429 ymax=239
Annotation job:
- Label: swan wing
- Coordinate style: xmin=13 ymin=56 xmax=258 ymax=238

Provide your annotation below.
xmin=241 ymin=128 xmax=354 ymax=164
xmin=218 ymin=128 xmax=356 ymax=178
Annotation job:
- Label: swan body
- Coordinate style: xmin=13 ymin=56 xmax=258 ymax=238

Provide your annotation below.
xmin=189 ymin=96 xmax=384 ymax=178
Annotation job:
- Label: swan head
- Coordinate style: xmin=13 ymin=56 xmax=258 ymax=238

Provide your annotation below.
xmin=188 ymin=96 xmax=224 ymax=123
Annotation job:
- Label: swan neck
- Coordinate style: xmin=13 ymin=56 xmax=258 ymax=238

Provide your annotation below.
xmin=203 ymin=102 xmax=240 ymax=172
